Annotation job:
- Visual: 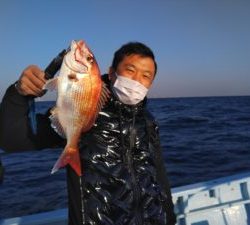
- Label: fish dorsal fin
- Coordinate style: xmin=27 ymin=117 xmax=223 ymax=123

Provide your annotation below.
xmin=43 ymin=77 xmax=58 ymax=91
xmin=97 ymin=82 xmax=110 ymax=112
xmin=49 ymin=107 xmax=66 ymax=138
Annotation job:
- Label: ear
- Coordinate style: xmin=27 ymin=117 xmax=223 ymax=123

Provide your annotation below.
xmin=108 ymin=67 xmax=116 ymax=84
xmin=108 ymin=67 xmax=114 ymax=80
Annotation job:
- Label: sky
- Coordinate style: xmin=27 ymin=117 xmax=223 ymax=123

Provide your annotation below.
xmin=0 ymin=0 xmax=249 ymax=100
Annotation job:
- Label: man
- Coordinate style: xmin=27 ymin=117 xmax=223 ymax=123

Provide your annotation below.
xmin=0 ymin=42 xmax=176 ymax=225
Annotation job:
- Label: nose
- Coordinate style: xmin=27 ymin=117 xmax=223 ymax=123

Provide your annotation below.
xmin=133 ymin=72 xmax=143 ymax=84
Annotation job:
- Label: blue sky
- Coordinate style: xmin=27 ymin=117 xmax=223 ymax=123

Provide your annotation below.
xmin=0 ymin=0 xmax=249 ymax=100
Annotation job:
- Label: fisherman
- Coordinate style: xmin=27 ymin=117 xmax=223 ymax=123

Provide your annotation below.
xmin=0 ymin=42 xmax=176 ymax=225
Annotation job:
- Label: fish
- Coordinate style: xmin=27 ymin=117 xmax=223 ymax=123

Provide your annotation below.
xmin=44 ymin=40 xmax=109 ymax=176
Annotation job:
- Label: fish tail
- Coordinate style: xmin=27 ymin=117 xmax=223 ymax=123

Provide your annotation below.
xmin=51 ymin=147 xmax=82 ymax=176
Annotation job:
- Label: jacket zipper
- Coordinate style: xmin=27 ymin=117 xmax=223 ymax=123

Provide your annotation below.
xmin=118 ymin=104 xmax=143 ymax=225
xmin=127 ymin=152 xmax=143 ymax=225
xmin=126 ymin=110 xmax=143 ymax=225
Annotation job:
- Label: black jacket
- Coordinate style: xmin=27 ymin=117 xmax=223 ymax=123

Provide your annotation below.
xmin=0 ymin=74 xmax=176 ymax=225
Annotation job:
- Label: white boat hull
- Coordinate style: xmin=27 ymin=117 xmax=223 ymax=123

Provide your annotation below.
xmin=172 ymin=172 xmax=250 ymax=225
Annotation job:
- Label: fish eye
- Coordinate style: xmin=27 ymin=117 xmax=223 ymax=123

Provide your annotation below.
xmin=87 ymin=56 xmax=94 ymax=63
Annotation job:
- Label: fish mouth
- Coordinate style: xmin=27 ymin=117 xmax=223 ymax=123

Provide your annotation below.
xmin=64 ymin=55 xmax=89 ymax=74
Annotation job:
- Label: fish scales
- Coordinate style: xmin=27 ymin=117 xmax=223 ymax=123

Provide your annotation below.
xmin=44 ymin=40 xmax=107 ymax=176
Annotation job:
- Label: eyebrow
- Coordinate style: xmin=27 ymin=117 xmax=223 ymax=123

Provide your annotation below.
xmin=125 ymin=64 xmax=136 ymax=69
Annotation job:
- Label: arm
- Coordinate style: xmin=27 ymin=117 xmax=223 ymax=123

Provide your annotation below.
xmin=0 ymin=66 xmax=64 ymax=152
xmin=146 ymin=116 xmax=176 ymax=225
xmin=0 ymin=83 xmax=37 ymax=151
xmin=153 ymin=135 xmax=176 ymax=225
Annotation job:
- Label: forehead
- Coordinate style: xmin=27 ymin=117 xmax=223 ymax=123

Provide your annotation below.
xmin=119 ymin=54 xmax=155 ymax=73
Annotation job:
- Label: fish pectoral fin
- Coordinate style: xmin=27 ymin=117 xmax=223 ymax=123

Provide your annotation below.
xmin=51 ymin=147 xmax=82 ymax=176
xmin=97 ymin=82 xmax=110 ymax=111
xmin=49 ymin=107 xmax=66 ymax=138
xmin=43 ymin=77 xmax=58 ymax=91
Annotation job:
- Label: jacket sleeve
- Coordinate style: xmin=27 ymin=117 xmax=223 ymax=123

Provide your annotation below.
xmin=146 ymin=115 xmax=177 ymax=225
xmin=0 ymin=83 xmax=65 ymax=152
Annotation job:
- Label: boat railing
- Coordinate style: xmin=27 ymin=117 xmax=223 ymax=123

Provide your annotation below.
xmin=172 ymin=172 xmax=250 ymax=225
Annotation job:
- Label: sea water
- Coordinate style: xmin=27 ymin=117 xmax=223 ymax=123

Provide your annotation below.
xmin=0 ymin=96 xmax=250 ymax=218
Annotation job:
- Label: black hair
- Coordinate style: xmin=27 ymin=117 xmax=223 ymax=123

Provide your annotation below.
xmin=111 ymin=42 xmax=157 ymax=75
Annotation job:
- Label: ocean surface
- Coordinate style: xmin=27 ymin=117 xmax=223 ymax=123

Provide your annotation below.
xmin=0 ymin=96 xmax=250 ymax=218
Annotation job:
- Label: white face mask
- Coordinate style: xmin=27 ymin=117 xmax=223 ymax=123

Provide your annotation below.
xmin=112 ymin=73 xmax=148 ymax=105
